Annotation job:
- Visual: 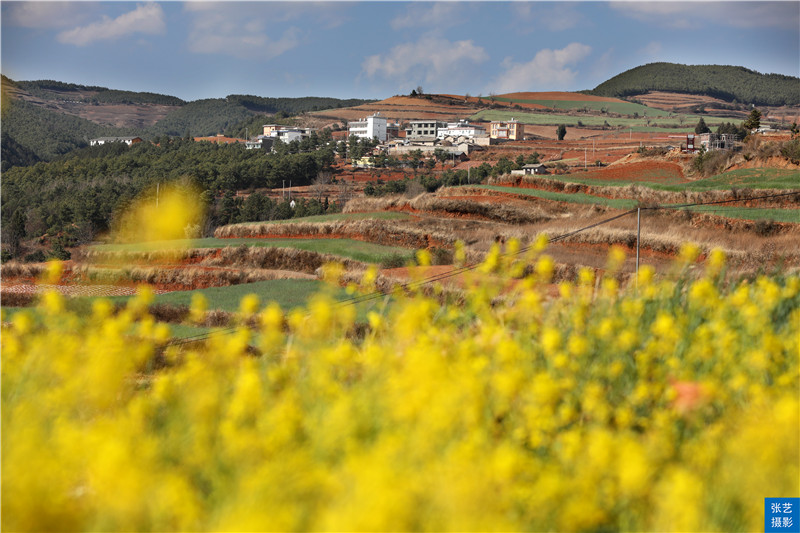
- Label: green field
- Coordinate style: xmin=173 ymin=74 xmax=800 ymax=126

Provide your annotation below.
xmin=473 ymin=185 xmax=638 ymax=208
xmin=492 ymin=97 xmax=670 ymax=117
xmin=675 ymin=206 xmax=800 ymax=223
xmin=470 ymin=109 xmax=723 ymax=130
xmin=536 ymin=168 xmax=799 ymax=192
xmin=93 ymin=238 xmax=416 ymax=264
xmin=231 ymin=212 xmax=412 ymax=226
xmin=123 ymin=279 xmax=333 ymax=312
xmin=1 ymin=279 xmax=383 ymax=338
xmin=686 ymin=169 xmax=800 ymax=190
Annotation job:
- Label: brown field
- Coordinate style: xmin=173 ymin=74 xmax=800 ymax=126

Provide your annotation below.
xmin=310 ymin=95 xmax=481 ymax=124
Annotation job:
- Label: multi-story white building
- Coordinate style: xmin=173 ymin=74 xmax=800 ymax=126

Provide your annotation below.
xmin=436 ymin=120 xmax=487 ymax=140
xmin=348 ymin=113 xmax=388 ymax=141
xmin=261 ymin=124 xmax=305 ymax=144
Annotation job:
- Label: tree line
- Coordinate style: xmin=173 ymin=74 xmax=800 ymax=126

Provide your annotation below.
xmin=1 ymin=135 xmax=338 ymax=261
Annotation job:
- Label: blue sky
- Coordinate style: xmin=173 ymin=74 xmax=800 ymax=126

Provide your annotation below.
xmin=2 ymin=1 xmax=798 ymax=102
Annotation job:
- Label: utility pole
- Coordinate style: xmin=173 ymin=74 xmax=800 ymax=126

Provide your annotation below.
xmin=636 ymin=208 xmax=641 ymax=287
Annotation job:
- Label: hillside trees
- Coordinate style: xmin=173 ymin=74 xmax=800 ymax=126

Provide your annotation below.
xmin=590 ymin=63 xmax=800 ymax=106
xmin=695 ymin=117 xmax=711 ymax=134
xmin=1 ymin=134 xmax=336 ymax=256
xmin=557 ymin=124 xmax=567 ymax=140
xmin=1 ymin=97 xmax=129 ymax=163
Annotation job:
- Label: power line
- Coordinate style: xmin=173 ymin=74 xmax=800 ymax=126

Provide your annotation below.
xmin=163 ymin=189 xmax=798 ymax=348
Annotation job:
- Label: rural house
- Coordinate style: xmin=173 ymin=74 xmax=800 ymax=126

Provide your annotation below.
xmin=490 ymin=119 xmax=522 ymax=141
xmin=89 ymin=136 xmax=143 ymax=146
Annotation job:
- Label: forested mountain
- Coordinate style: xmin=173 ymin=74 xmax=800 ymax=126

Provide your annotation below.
xmin=227 ymin=94 xmax=375 ymax=114
xmin=1 ymin=76 xmax=375 ymax=168
xmin=0 ymin=76 xmax=402 ymax=172
xmin=1 ymin=131 xmax=42 ymax=172
xmin=146 ymin=99 xmax=256 ymax=138
xmin=1 ymin=96 xmax=132 ymax=162
xmin=589 ymin=63 xmax=800 ymax=106
xmin=12 ymin=78 xmax=186 ymax=106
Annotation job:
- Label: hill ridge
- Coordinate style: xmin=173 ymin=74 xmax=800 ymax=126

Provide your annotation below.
xmin=589 ymin=62 xmax=800 ymax=106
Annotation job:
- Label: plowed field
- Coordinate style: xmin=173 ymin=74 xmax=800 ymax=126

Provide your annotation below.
xmin=572 ymin=160 xmax=687 ymax=184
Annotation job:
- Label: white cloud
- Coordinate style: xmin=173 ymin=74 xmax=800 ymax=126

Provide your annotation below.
xmin=391 ymin=3 xmax=461 ymax=30
xmin=57 ymin=3 xmax=165 ymax=46
xmin=183 ymin=3 xmax=303 ymax=59
xmin=642 ymin=41 xmax=663 ymax=58
xmin=5 ymin=2 xmax=92 ymax=29
xmin=362 ymin=37 xmax=489 ymax=91
xmin=511 ymin=3 xmax=584 ymax=31
xmin=610 ymin=1 xmax=799 ymax=30
xmin=488 ymin=43 xmax=592 ymax=94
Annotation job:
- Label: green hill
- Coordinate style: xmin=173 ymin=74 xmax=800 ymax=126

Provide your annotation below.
xmin=589 ymin=63 xmax=800 ymax=106
xmin=0 ymin=76 xmax=376 ymax=168
xmin=12 ymin=79 xmax=186 ymax=106
xmin=1 ymin=97 xmax=131 ymax=163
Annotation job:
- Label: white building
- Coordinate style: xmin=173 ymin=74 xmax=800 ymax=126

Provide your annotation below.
xmin=348 ymin=113 xmax=388 ymax=142
xmin=406 ymin=120 xmax=446 ymax=142
xmin=89 ymin=136 xmax=142 ymax=146
xmin=273 ymin=130 xmax=303 ymax=143
xmin=436 ymin=121 xmax=486 ymax=140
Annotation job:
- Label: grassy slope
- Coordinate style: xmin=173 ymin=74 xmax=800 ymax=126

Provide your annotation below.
xmin=470 ymin=109 xmax=723 ymax=129
xmin=492 ymin=97 xmax=669 ymax=116
xmin=687 ymin=169 xmax=800 ymax=190
xmin=2 ymin=279 xmax=369 ymax=338
xmin=94 ymin=238 xmax=416 ymax=264
xmin=677 ymin=206 xmax=800 ymax=223
xmin=548 ymin=168 xmax=799 ymax=191
xmin=147 ymin=279 xmax=331 ymax=312
xmin=473 ymin=185 xmax=638 ymax=208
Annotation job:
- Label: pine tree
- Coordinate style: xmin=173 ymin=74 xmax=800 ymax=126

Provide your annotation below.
xmin=744 ymin=108 xmax=762 ymax=131
xmin=694 ymin=117 xmax=710 ymax=134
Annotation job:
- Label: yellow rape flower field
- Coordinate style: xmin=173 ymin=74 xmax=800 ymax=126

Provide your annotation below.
xmin=2 ymin=242 xmax=799 ymax=532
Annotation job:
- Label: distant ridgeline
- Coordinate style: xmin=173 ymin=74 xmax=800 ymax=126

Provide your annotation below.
xmin=12 ymin=78 xmax=186 ymax=106
xmin=588 ymin=63 xmax=800 ymax=107
xmin=0 ymin=76 xmax=375 ymax=168
xmin=226 ymin=94 xmax=375 ymax=114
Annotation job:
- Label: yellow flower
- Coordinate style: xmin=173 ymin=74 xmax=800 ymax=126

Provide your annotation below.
xmin=706 ymin=247 xmax=726 ymax=275
xmin=678 ymin=242 xmax=701 ymax=264
xmin=606 ymin=245 xmax=626 ymax=272
xmin=535 ymin=255 xmax=555 ymax=282
xmin=239 ymin=293 xmax=261 ymax=316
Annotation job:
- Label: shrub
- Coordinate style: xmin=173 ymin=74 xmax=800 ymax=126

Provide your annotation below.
xmin=780 ymin=139 xmax=800 ymax=164
xmin=23 ymin=250 xmax=46 ymax=263
xmin=430 ymin=247 xmax=454 ymax=265
xmin=380 ymin=252 xmax=407 ymax=269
